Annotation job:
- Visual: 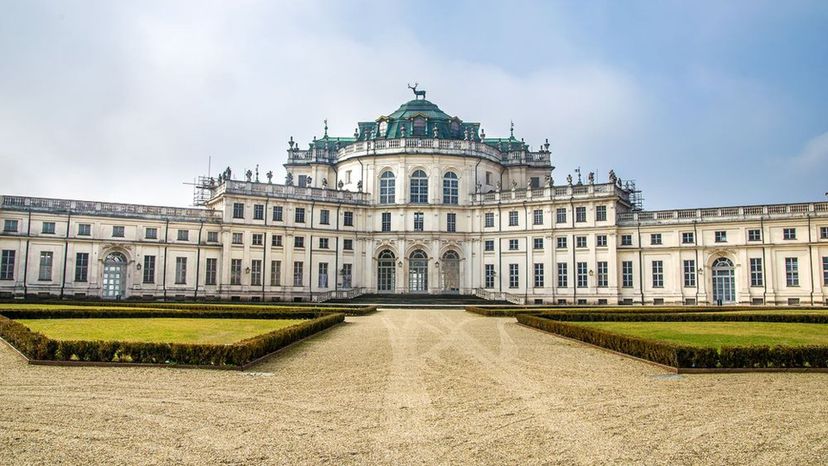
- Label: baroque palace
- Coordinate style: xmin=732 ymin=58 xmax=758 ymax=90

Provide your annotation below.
xmin=1 ymin=88 xmax=827 ymax=305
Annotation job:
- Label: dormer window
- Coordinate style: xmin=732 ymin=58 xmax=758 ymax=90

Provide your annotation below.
xmin=378 ymin=120 xmax=388 ymax=137
xmin=413 ymin=117 xmax=426 ymax=136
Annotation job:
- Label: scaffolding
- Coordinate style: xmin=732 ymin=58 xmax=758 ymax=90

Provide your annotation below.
xmin=186 ymin=176 xmax=218 ymax=207
xmin=624 ymin=179 xmax=644 ymax=211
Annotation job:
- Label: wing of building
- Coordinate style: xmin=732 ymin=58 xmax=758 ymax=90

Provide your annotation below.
xmin=2 ymin=92 xmax=827 ymax=305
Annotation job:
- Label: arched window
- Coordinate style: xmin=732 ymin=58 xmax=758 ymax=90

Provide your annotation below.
xmin=409 ymin=249 xmax=428 ymax=292
xmin=377 ymin=250 xmax=396 ymax=292
xmin=443 ymin=171 xmax=458 ymax=204
xmin=379 ymin=171 xmax=395 ymax=204
xmin=410 ymin=170 xmax=428 ymax=204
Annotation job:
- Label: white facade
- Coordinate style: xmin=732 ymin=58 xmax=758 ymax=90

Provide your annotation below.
xmin=1 ymin=96 xmax=827 ymax=304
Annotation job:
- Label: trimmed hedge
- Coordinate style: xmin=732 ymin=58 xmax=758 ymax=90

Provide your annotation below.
xmin=0 ymin=311 xmax=344 ymax=368
xmin=0 ymin=305 xmax=376 ymax=318
xmin=465 ymin=306 xmax=545 ymax=317
xmin=534 ymin=312 xmax=828 ymax=324
xmin=469 ymin=305 xmax=828 ymax=317
xmin=518 ymin=314 xmax=828 ymax=369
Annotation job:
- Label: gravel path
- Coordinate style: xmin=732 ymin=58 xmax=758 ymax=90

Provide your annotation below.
xmin=2 ymin=309 xmax=827 ymax=465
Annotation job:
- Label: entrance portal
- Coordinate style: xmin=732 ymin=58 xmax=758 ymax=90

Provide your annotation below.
xmin=102 ymin=252 xmax=127 ymax=299
xmin=408 ymin=249 xmax=428 ymax=292
xmin=377 ymin=250 xmax=396 ymax=292
xmin=711 ymin=257 xmax=735 ymax=304
xmin=440 ymin=250 xmax=460 ymax=293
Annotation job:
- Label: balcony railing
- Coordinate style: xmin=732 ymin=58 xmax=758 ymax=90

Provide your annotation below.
xmin=286 ymin=137 xmax=552 ymax=167
xmin=472 ymin=182 xmax=630 ymax=205
xmin=617 ymin=202 xmax=828 ymax=225
xmin=1 ymin=195 xmax=222 ymax=221
xmin=216 ymin=180 xmax=371 ymax=205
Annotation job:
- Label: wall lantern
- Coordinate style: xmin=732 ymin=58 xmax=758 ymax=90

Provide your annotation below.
xmin=136 ymin=263 xmax=142 ymax=271
xmin=588 ymin=270 xmax=594 ymax=276
xmin=245 ymin=267 xmax=251 ymax=274
xmin=398 ymin=261 xmax=403 ymax=267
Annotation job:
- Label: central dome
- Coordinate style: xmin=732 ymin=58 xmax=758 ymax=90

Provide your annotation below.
xmin=387 ymin=99 xmax=452 ymax=121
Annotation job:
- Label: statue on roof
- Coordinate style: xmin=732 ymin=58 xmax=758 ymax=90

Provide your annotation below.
xmin=609 ymin=169 xmax=617 ymax=184
xmin=322 ymin=178 xmax=328 ymax=189
xmin=266 ymin=170 xmax=273 ymax=184
xmin=433 ymin=125 xmax=439 ymax=139
xmin=567 ymin=174 xmax=573 ymax=186
xmin=588 ymin=172 xmax=594 ymax=185
xmin=285 ymin=172 xmax=294 ymax=186
xmin=217 ymin=173 xmax=223 ymax=183
xmin=546 ymin=175 xmax=554 ymax=187
xmin=224 ymin=166 xmax=232 ymax=180
xmin=255 ymin=165 xmax=260 ymax=183
xmin=245 ymin=169 xmax=252 ymax=182
xmin=408 ymin=82 xmax=426 ymax=100
xmin=357 ymin=180 xmax=363 ymax=192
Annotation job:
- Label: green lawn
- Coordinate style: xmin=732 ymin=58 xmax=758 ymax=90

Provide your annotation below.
xmin=18 ymin=318 xmax=304 ymax=344
xmin=573 ymin=321 xmax=828 ymax=348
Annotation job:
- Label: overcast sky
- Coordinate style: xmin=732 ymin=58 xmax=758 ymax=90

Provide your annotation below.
xmin=1 ymin=0 xmax=827 ymax=210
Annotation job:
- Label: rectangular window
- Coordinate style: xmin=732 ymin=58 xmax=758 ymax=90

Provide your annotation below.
xmin=319 ymin=237 xmax=329 ymax=249
xmin=42 ymin=222 xmax=55 ymax=234
xmin=596 ymin=235 xmax=608 ymax=247
xmin=343 ymin=239 xmax=353 ymax=250
xmin=175 ymin=257 xmax=187 ymax=284
xmin=534 ymin=263 xmax=544 ymax=288
xmin=596 ymin=261 xmax=608 ymax=287
xmin=484 ymin=240 xmax=494 ymax=252
xmin=320 ymin=209 xmax=330 ymax=225
xmin=3 ymin=219 xmax=17 ymax=232
xmin=251 ymin=259 xmax=262 ymax=286
xmin=509 ymin=264 xmax=519 ymax=289
xmin=748 ymin=229 xmax=761 ymax=241
xmin=557 ymin=263 xmax=568 ymax=288
xmin=233 ymin=203 xmax=244 ymax=219
xmin=621 ymin=235 xmax=632 ymax=246
xmin=683 ymin=259 xmax=696 ymax=287
xmin=715 ymin=231 xmax=727 ymax=243
xmin=652 ymin=260 xmax=664 ymax=288
xmin=143 ymin=255 xmax=155 ymax=284
xmin=446 ymin=213 xmax=456 ymax=233
xmin=783 ymin=228 xmax=796 ymax=240
xmin=295 ymin=207 xmax=305 ymax=223
xmin=253 ymin=204 xmax=264 ymax=220
xmin=484 ymin=212 xmax=495 ymax=228
xmin=576 ymin=236 xmax=587 ymax=248
xmin=820 ymin=226 xmax=828 ymax=239
xmin=575 ymin=207 xmax=587 ymax=223
xmin=508 ymin=239 xmax=519 ymax=251
xmin=823 ymin=257 xmax=828 ymax=286
xmin=595 ymin=205 xmax=607 ymax=222
xmin=650 ymin=233 xmax=662 ymax=245
xmin=272 ymin=235 xmax=283 ymax=247
xmin=556 ymin=237 xmax=567 ymax=249
xmin=0 ymin=250 xmax=15 ymax=280
xmin=294 ymin=236 xmax=305 ymax=248
xmin=271 ymin=260 xmax=282 ymax=286
xmin=531 ymin=209 xmax=543 ymax=226
xmin=205 ymin=258 xmax=217 ymax=285
xmin=177 ymin=229 xmax=189 ymax=241
xmin=508 ymin=211 xmax=519 ymax=226
xmin=252 ymin=233 xmax=264 ymax=246
xmin=318 ymin=262 xmax=329 ymax=288
xmin=232 ymin=232 xmax=243 ymax=245
xmin=682 ymin=232 xmax=695 ymax=244
xmin=77 ymin=223 xmax=91 ymax=236
xmin=622 ymin=261 xmax=633 ymax=288
xmin=207 ymin=231 xmax=219 ymax=243
xmin=345 ymin=170 xmax=352 ymax=183
xmin=533 ymin=238 xmax=543 ymax=250
xmin=74 ymin=252 xmax=89 ymax=282
xmin=344 ymin=211 xmax=354 ymax=227
xmin=382 ymin=212 xmax=392 ymax=232
xmin=556 ymin=208 xmax=566 ymax=224
xmin=230 ymin=259 xmax=242 ymax=285
xmin=484 ymin=264 xmax=495 ymax=289
xmin=298 ymin=175 xmax=308 ymax=188
xmin=576 ymin=262 xmax=588 ymax=288
xmin=530 ymin=177 xmax=540 ymax=188
xmin=112 ymin=226 xmax=124 ymax=238
xmin=293 ymin=261 xmax=304 ymax=287
xmin=414 ymin=212 xmax=424 ymax=231
xmin=750 ymin=258 xmax=763 ymax=287
xmin=145 ymin=227 xmax=157 ymax=240
xmin=272 ymin=206 xmax=283 ymax=222
xmin=342 ymin=263 xmax=352 ymax=288
xmin=785 ymin=257 xmax=799 ymax=287
xmin=38 ymin=251 xmax=53 ymax=281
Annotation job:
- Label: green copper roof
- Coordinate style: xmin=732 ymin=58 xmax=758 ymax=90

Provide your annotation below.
xmin=387 ymin=99 xmax=453 ymax=120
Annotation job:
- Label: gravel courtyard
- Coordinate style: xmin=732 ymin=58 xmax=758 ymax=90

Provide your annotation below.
xmin=2 ymin=309 xmax=827 ymax=465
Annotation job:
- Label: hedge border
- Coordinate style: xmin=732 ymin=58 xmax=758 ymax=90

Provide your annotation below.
xmin=534 ymin=312 xmax=828 ymax=324
xmin=517 ymin=314 xmax=828 ymax=370
xmin=467 ymin=305 xmax=828 ymax=317
xmin=0 ymin=304 xmax=377 ymax=317
xmin=0 ymin=310 xmax=345 ymax=369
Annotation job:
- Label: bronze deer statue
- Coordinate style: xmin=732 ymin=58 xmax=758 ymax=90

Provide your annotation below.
xmin=408 ymin=82 xmax=426 ymax=100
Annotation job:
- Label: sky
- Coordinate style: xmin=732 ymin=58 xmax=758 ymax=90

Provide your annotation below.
xmin=1 ymin=0 xmax=826 ymax=210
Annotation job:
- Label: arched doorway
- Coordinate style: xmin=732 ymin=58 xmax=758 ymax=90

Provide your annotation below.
xmin=102 ymin=252 xmax=127 ymax=299
xmin=441 ymin=250 xmax=460 ymax=293
xmin=377 ymin=250 xmax=396 ymax=293
xmin=711 ymin=257 xmax=735 ymax=304
xmin=408 ymin=249 xmax=428 ymax=292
